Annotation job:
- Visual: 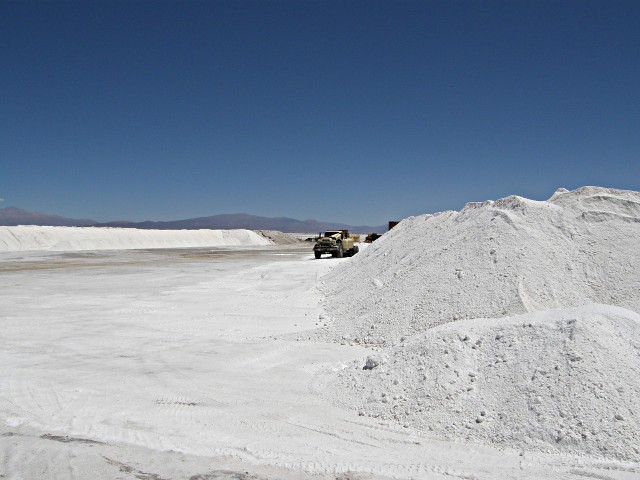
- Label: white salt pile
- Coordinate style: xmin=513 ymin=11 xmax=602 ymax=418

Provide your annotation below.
xmin=0 ymin=225 xmax=271 ymax=251
xmin=324 ymin=304 xmax=640 ymax=461
xmin=255 ymin=229 xmax=304 ymax=245
xmin=318 ymin=186 xmax=640 ymax=461
xmin=320 ymin=186 xmax=640 ymax=345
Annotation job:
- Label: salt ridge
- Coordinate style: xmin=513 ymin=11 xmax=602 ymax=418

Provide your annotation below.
xmin=0 ymin=225 xmax=271 ymax=251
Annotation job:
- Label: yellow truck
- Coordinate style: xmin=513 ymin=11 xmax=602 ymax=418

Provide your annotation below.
xmin=313 ymin=230 xmax=359 ymax=259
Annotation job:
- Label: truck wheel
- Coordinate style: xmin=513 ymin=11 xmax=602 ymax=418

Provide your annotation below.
xmin=353 ymin=246 xmax=359 ymax=254
xmin=336 ymin=243 xmax=344 ymax=258
xmin=314 ymin=251 xmax=322 ymax=259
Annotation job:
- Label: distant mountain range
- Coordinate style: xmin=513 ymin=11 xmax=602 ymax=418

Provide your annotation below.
xmin=0 ymin=206 xmax=95 ymax=227
xmin=0 ymin=207 xmax=386 ymax=234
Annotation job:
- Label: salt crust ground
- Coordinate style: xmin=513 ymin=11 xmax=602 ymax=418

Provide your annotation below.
xmin=1 ymin=244 xmax=639 ymax=478
xmin=317 ymin=186 xmax=640 ymax=462
xmin=0 ymin=225 xmax=271 ymax=251
xmin=5 ymin=246 xmax=602 ymax=480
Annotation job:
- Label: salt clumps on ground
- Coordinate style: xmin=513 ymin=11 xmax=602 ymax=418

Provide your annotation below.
xmin=324 ymin=304 xmax=640 ymax=461
xmin=317 ymin=186 xmax=640 ymax=461
xmin=0 ymin=225 xmax=271 ymax=251
xmin=320 ymin=186 xmax=640 ymax=345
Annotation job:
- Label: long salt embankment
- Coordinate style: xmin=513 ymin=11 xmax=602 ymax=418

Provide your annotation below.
xmin=0 ymin=225 xmax=271 ymax=251
xmin=315 ymin=186 xmax=640 ymax=461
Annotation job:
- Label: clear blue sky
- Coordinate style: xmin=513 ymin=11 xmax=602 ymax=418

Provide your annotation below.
xmin=2 ymin=0 xmax=638 ymax=225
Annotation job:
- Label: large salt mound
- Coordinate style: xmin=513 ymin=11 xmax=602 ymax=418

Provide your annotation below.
xmin=0 ymin=225 xmax=271 ymax=251
xmin=321 ymin=304 xmax=640 ymax=461
xmin=320 ymin=186 xmax=640 ymax=345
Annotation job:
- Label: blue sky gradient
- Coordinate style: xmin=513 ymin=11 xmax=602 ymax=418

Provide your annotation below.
xmin=2 ymin=0 xmax=639 ymax=224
